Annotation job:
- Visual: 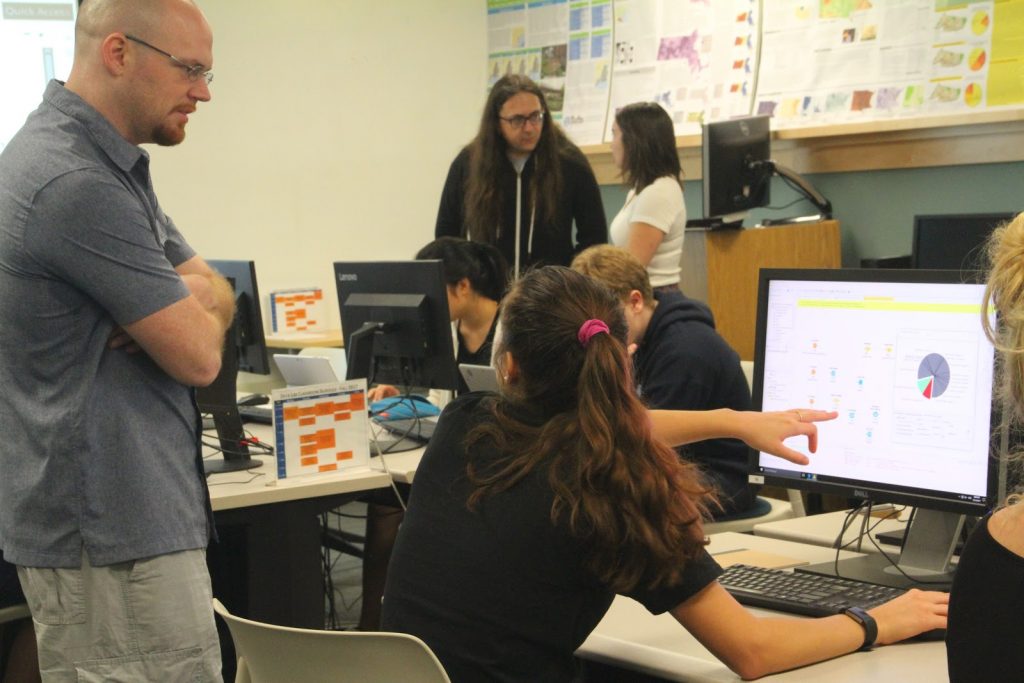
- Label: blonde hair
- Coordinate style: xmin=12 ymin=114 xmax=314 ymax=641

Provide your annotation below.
xmin=981 ymin=212 xmax=1024 ymax=505
xmin=570 ymin=245 xmax=654 ymax=307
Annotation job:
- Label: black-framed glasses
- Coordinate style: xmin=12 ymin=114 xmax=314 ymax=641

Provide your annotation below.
xmin=125 ymin=34 xmax=213 ymax=85
xmin=499 ymin=110 xmax=544 ymax=130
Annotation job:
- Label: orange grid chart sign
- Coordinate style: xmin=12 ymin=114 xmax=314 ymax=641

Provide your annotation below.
xmin=272 ymin=380 xmax=369 ymax=479
xmin=269 ymin=287 xmax=326 ymax=334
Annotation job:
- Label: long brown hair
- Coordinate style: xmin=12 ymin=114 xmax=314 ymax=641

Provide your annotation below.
xmin=615 ymin=102 xmax=683 ymax=194
xmin=466 ymin=267 xmax=711 ymax=592
xmin=464 ymin=75 xmax=567 ymax=243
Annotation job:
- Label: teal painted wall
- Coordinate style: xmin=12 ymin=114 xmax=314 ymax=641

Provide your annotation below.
xmin=600 ymin=160 xmax=1024 ymax=267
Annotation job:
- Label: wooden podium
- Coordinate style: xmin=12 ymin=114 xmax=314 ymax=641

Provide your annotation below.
xmin=680 ymin=220 xmax=841 ymax=360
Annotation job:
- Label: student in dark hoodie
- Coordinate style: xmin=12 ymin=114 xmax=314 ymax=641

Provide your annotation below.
xmin=572 ymin=245 xmax=758 ymax=517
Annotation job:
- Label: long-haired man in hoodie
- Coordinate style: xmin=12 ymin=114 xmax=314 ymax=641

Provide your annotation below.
xmin=435 ymin=74 xmax=607 ymax=279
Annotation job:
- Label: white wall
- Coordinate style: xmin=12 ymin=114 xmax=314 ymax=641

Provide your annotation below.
xmin=148 ymin=0 xmax=487 ymax=330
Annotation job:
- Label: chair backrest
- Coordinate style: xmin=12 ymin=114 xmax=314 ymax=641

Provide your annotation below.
xmin=213 ymin=599 xmax=451 ymax=683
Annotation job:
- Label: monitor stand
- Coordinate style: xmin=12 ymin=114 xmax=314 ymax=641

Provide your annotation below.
xmin=795 ymin=509 xmax=963 ymax=590
xmin=197 ymin=334 xmax=264 ymax=475
xmin=686 ymin=216 xmax=744 ymax=230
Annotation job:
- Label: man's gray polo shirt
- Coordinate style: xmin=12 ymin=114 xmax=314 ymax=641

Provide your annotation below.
xmin=0 ymin=81 xmax=212 ymax=567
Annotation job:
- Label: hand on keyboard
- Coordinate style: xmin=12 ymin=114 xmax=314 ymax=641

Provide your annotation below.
xmin=719 ymin=564 xmax=949 ymax=645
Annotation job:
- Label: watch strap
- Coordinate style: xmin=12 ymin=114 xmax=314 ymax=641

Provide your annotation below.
xmin=843 ymin=606 xmax=878 ymax=651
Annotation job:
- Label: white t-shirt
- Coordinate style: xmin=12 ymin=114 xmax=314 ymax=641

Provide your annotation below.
xmin=608 ymin=176 xmax=686 ymax=288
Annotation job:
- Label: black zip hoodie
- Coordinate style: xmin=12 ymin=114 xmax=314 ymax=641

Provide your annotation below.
xmin=634 ymin=290 xmax=759 ymax=516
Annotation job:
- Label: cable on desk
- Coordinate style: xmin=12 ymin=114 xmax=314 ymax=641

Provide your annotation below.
xmin=206 ymin=471 xmax=266 ymax=487
xmin=831 ymin=500 xmax=951 ymax=587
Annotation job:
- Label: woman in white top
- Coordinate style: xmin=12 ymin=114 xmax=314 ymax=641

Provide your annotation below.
xmin=609 ymin=102 xmax=686 ymax=292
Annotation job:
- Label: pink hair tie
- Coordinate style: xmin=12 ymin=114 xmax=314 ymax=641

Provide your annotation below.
xmin=577 ymin=319 xmax=610 ymax=347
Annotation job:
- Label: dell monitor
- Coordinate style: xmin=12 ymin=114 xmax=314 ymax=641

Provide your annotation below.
xmin=694 ymin=115 xmax=832 ymax=229
xmin=912 ymin=212 xmax=1016 ymax=274
xmin=750 ymin=268 xmax=999 ymax=589
xmin=698 ymin=115 xmax=772 ymax=228
xmin=334 ymin=259 xmax=459 ymax=392
xmin=196 ymin=259 xmax=271 ymax=474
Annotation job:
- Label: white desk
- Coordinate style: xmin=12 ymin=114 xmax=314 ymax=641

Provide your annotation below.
xmin=205 ymin=423 xmax=393 ymax=631
xmin=264 ymin=329 xmax=343 ymax=350
xmin=754 ymin=508 xmax=910 ymax=555
xmin=219 ymin=420 xmax=425 ymax=488
xmin=577 ymin=532 xmax=947 ymax=682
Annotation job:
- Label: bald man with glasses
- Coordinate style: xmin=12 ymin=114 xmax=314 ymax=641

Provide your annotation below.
xmin=0 ymin=0 xmax=230 ymax=679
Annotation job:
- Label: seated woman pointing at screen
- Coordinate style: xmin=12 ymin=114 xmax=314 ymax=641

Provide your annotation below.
xmin=380 ymin=266 xmax=947 ymax=682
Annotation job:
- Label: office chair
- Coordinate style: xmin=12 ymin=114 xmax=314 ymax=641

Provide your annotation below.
xmin=0 ymin=603 xmax=29 ymax=625
xmin=213 ymin=599 xmax=451 ymax=683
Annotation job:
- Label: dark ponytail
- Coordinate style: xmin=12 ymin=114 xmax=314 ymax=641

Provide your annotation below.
xmin=466 ymin=266 xmax=711 ymax=592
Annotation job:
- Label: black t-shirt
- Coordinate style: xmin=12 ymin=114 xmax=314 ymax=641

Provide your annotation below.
xmin=381 ymin=393 xmax=722 ymax=683
xmin=947 ymin=513 xmax=1024 ymax=682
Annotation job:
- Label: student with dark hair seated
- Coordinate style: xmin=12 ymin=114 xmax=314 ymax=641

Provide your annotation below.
xmin=572 ymin=244 xmax=757 ymax=517
xmin=360 ymin=237 xmax=508 ymax=632
xmin=0 ymin=553 xmax=39 ymax=683
xmin=381 ymin=266 xmax=947 ymax=682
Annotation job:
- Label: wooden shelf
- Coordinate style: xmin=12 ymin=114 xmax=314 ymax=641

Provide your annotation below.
xmin=582 ymin=108 xmax=1024 ymax=185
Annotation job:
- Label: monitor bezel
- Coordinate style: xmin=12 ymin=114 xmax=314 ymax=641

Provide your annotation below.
xmin=749 ymin=267 xmax=1000 ymax=517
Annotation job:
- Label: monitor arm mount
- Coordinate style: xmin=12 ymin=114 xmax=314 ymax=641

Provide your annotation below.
xmin=751 ymin=159 xmax=833 ymax=221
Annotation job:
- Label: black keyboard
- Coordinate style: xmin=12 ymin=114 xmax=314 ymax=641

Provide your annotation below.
xmin=377 ymin=418 xmax=436 ymax=443
xmin=719 ymin=564 xmax=906 ymax=617
xmin=238 ymin=405 xmax=273 ymax=424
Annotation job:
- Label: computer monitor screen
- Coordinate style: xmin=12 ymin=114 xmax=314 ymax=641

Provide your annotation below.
xmin=196 ymin=259 xmax=271 ymax=475
xmin=912 ymin=212 xmax=1016 ymax=274
xmin=700 ymin=115 xmax=771 ymax=226
xmin=334 ymin=260 xmax=459 ymax=393
xmin=750 ymin=268 xmax=998 ymax=587
xmin=206 ymin=259 xmax=271 ymax=375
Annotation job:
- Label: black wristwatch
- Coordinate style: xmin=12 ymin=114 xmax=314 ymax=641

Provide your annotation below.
xmin=843 ymin=606 xmax=878 ymax=652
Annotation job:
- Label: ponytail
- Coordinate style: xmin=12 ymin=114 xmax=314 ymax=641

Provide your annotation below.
xmin=466 ymin=267 xmax=711 ymax=592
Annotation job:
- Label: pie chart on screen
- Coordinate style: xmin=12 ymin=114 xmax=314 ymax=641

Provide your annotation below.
xmin=917 ymin=353 xmax=950 ymax=399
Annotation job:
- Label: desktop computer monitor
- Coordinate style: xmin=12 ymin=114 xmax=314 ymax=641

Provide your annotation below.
xmin=700 ymin=115 xmax=772 ymax=228
xmin=196 ymin=259 xmax=271 ymax=474
xmin=749 ymin=268 xmax=999 ymax=589
xmin=695 ymin=115 xmax=832 ymax=229
xmin=911 ymin=212 xmax=1016 ymax=275
xmin=334 ymin=260 xmax=459 ymax=393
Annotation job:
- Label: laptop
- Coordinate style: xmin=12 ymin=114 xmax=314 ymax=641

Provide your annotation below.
xmin=273 ymin=354 xmax=340 ymax=387
xmin=459 ymin=363 xmax=500 ymax=393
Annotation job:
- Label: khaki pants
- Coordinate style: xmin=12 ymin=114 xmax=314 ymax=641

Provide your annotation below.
xmin=17 ymin=548 xmax=221 ymax=682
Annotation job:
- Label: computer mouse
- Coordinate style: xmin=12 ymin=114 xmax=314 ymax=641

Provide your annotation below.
xmin=237 ymin=393 xmax=270 ymax=407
